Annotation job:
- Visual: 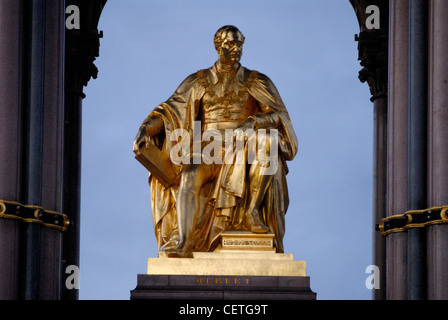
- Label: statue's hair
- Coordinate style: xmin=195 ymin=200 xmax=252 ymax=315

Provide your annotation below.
xmin=213 ymin=25 xmax=245 ymax=50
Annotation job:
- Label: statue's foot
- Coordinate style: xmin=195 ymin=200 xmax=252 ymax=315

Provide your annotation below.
xmin=246 ymin=209 xmax=269 ymax=234
xmin=158 ymin=237 xmax=179 ymax=257
xmin=160 ymin=242 xmax=193 ymax=258
xmin=159 ymin=248 xmax=184 ymax=258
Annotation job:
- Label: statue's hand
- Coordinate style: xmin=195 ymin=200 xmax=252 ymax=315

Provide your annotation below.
xmin=133 ymin=125 xmax=149 ymax=153
xmin=236 ymin=117 xmax=256 ymax=132
xmin=133 ymin=114 xmax=165 ymax=153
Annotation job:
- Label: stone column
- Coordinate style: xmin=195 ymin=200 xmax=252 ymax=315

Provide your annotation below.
xmin=38 ymin=0 xmax=65 ymax=299
xmin=386 ymin=0 xmax=409 ymax=300
xmin=407 ymin=0 xmax=428 ymax=301
xmin=62 ymin=0 xmax=107 ymax=300
xmin=0 ymin=0 xmax=24 ymax=300
xmin=359 ymin=40 xmax=388 ymax=300
xmin=350 ymin=0 xmax=389 ymax=300
xmin=372 ymin=96 xmax=387 ymax=300
xmin=427 ymin=0 xmax=448 ymax=300
xmin=0 ymin=0 xmax=106 ymax=300
xmin=0 ymin=0 xmax=66 ymax=299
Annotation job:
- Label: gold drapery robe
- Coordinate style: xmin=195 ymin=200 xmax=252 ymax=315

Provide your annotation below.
xmin=146 ymin=64 xmax=298 ymax=253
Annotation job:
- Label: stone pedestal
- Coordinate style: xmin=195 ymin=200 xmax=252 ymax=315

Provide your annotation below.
xmin=131 ymin=274 xmax=315 ymax=300
xmin=131 ymin=231 xmax=316 ymax=300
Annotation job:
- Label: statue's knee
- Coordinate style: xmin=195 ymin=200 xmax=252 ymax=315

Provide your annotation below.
xmin=181 ymin=162 xmax=205 ymax=176
xmin=180 ymin=163 xmax=211 ymax=190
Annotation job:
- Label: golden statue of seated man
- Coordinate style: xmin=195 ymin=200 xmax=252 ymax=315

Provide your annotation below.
xmin=133 ymin=25 xmax=298 ymax=258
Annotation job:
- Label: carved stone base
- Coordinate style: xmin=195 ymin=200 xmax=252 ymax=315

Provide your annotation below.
xmin=130 ymin=274 xmax=316 ymax=300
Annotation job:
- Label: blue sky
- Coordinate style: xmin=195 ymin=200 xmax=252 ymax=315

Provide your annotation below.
xmin=79 ymin=0 xmax=374 ymax=300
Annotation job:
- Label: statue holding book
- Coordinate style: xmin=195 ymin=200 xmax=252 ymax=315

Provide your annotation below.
xmin=133 ymin=25 xmax=298 ymax=258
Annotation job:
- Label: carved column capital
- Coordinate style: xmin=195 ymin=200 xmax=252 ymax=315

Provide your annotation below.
xmin=355 ymin=29 xmax=388 ymax=101
xmin=350 ymin=0 xmax=389 ymax=102
xmin=65 ymin=0 xmax=107 ymax=98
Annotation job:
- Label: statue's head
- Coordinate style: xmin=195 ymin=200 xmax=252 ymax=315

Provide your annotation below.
xmin=214 ymin=25 xmax=245 ymax=65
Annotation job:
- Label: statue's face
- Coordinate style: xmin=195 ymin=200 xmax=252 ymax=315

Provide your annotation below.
xmin=217 ymin=30 xmax=244 ymax=65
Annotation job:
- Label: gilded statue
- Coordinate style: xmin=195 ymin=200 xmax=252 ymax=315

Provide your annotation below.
xmin=133 ymin=25 xmax=298 ymax=258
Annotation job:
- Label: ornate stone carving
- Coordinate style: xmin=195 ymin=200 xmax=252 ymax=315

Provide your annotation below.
xmin=355 ymin=30 xmax=388 ymax=101
xmin=65 ymin=0 xmax=107 ymax=97
xmin=350 ymin=0 xmax=389 ymax=102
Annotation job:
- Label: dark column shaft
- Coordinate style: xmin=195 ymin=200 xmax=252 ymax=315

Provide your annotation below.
xmin=427 ymin=0 xmax=448 ymax=300
xmin=387 ymin=0 xmax=409 ymax=299
xmin=38 ymin=0 xmax=65 ymax=299
xmin=0 ymin=0 xmax=24 ymax=300
xmin=22 ymin=0 xmax=46 ymax=300
xmin=61 ymin=92 xmax=83 ymax=300
xmin=61 ymin=0 xmax=108 ymax=300
xmin=407 ymin=0 xmax=428 ymax=300
xmin=372 ymin=96 xmax=387 ymax=300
